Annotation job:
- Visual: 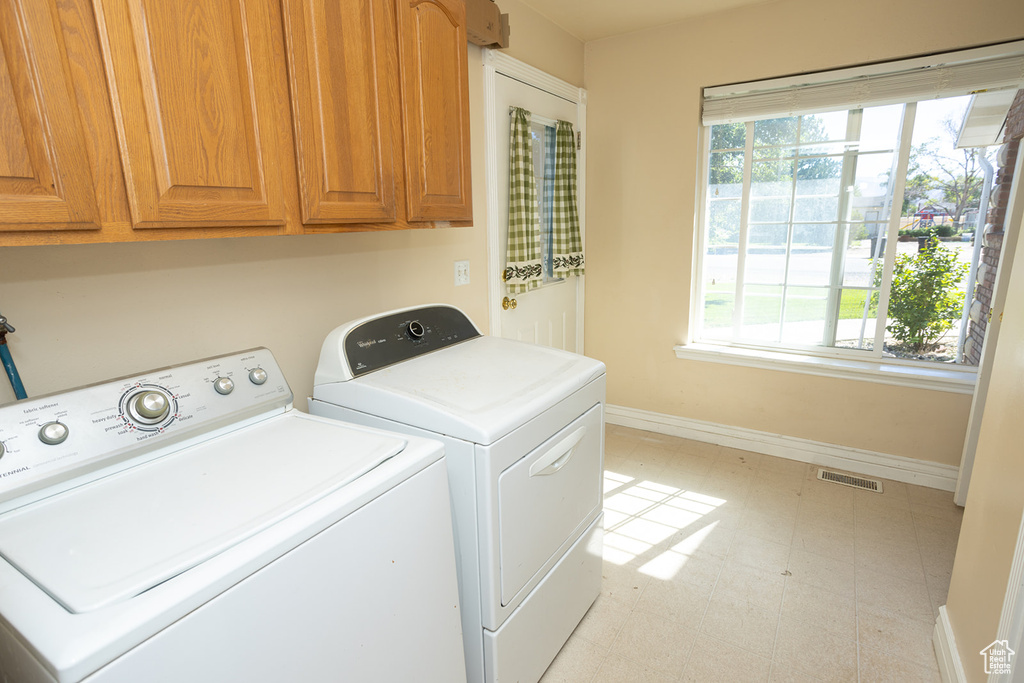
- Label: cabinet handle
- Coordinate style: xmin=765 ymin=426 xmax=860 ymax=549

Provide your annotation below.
xmin=529 ymin=427 xmax=587 ymax=477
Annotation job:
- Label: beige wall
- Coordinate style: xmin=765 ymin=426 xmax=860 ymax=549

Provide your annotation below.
xmin=583 ymin=0 xmax=1024 ymax=465
xmin=946 ymin=160 xmax=1024 ymax=680
xmin=0 ymin=9 xmax=585 ymax=409
xmin=496 ymin=0 xmax=584 ymax=86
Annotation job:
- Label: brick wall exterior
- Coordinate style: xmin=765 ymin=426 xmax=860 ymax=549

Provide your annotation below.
xmin=963 ymin=89 xmax=1024 ymax=365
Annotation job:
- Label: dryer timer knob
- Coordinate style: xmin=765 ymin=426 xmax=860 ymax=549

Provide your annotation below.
xmin=407 ymin=320 xmax=425 ymax=339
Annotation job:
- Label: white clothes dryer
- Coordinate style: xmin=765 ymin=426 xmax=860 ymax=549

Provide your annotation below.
xmin=0 ymin=348 xmax=466 ymax=683
xmin=310 ymin=305 xmax=606 ymax=683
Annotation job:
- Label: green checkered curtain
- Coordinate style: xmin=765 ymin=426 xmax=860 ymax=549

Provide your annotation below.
xmin=504 ymin=107 xmax=542 ymax=294
xmin=552 ymin=120 xmax=584 ymax=277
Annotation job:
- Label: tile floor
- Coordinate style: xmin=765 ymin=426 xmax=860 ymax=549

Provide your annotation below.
xmin=540 ymin=424 xmax=963 ymax=683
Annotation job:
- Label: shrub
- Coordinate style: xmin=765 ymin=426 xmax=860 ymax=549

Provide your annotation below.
xmin=876 ymin=235 xmax=968 ymax=352
xmin=899 ymin=225 xmax=957 ymax=239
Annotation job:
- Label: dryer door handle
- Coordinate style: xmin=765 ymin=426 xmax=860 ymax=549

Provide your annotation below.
xmin=529 ymin=427 xmax=587 ymax=477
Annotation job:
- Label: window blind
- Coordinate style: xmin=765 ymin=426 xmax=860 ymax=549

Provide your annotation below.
xmin=702 ymin=40 xmax=1024 ymax=125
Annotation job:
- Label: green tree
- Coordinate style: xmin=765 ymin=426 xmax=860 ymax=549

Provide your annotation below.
xmin=876 ymin=235 xmax=969 ymax=352
xmin=909 ymin=117 xmax=990 ymax=227
xmin=708 ymin=116 xmax=841 ymax=185
xmin=707 ymin=116 xmax=842 ymax=246
xmin=900 ymin=147 xmax=936 ymax=216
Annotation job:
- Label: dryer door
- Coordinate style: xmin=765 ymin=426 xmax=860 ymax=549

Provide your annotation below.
xmin=495 ymin=404 xmax=602 ymax=605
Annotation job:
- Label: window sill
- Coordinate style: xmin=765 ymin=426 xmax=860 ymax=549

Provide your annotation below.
xmin=673 ymin=343 xmax=977 ymax=394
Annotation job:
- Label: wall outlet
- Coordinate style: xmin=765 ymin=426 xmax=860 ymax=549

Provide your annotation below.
xmin=454 ymin=260 xmax=470 ymax=286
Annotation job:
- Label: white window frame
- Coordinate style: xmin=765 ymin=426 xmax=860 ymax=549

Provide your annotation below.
xmin=680 ymin=41 xmax=1024 ymax=394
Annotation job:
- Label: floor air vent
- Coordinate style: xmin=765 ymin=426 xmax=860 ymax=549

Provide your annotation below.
xmin=817 ymin=469 xmax=883 ymax=493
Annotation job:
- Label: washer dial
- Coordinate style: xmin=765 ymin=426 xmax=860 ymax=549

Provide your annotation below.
xmin=126 ymin=389 xmax=173 ymax=426
xmin=39 ymin=421 xmax=69 ymax=445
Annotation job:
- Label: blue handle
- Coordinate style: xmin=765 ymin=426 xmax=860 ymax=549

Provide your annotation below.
xmin=0 ymin=343 xmax=27 ymax=400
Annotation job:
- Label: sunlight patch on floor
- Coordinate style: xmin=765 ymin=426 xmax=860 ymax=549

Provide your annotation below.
xmin=601 ymin=469 xmax=726 ymax=572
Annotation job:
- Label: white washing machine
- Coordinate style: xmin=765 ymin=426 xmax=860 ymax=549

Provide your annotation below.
xmin=0 ymin=348 xmax=466 ymax=683
xmin=310 ymin=305 xmax=606 ymax=683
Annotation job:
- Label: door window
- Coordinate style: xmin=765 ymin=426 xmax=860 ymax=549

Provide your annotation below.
xmin=532 ymin=121 xmax=564 ymax=286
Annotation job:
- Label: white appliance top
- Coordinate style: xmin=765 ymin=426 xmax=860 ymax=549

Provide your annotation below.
xmin=0 ymin=347 xmax=293 ymax=507
xmin=0 ymin=412 xmax=404 ymax=614
xmin=314 ymin=333 xmax=605 ymax=445
xmin=0 ymin=349 xmax=442 ymax=682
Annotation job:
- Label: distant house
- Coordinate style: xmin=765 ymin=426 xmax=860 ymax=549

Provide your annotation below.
xmin=914 ymin=205 xmax=949 ymax=227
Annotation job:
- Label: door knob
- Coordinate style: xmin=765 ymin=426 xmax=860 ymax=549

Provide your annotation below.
xmin=502 ymin=297 xmax=517 ymax=310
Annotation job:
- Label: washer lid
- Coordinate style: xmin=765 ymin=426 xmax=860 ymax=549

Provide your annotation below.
xmin=0 ymin=413 xmax=405 ymax=614
xmin=314 ymin=336 xmax=606 ymax=444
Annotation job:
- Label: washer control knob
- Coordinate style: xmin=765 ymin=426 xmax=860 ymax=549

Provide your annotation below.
xmin=248 ymin=368 xmax=268 ymax=385
xmin=0 ymin=441 xmax=5 ymax=459
xmin=39 ymin=421 xmax=69 ymax=445
xmin=214 ymin=377 xmax=234 ymax=395
xmin=407 ymin=320 xmax=425 ymax=339
xmin=134 ymin=391 xmax=170 ymax=421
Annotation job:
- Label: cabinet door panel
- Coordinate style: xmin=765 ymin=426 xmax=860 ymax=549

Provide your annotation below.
xmin=397 ymin=0 xmax=472 ymax=222
xmin=283 ymin=0 xmax=397 ymax=224
xmin=94 ymin=0 xmax=285 ymax=228
xmin=0 ymin=0 xmax=99 ymax=232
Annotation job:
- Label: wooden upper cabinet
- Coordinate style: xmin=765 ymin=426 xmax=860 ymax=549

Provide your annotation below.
xmin=396 ymin=0 xmax=472 ymax=222
xmin=93 ymin=0 xmax=285 ymax=229
xmin=282 ymin=0 xmax=398 ymax=225
xmin=0 ymin=0 xmax=99 ymax=232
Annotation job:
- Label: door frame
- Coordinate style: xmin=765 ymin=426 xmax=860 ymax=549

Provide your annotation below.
xmin=482 ymin=50 xmax=587 ymax=352
xmin=955 ymin=141 xmax=1024 ymax=506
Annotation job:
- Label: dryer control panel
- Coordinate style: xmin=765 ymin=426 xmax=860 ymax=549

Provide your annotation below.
xmin=343 ymin=305 xmax=481 ymax=377
xmin=0 ymin=348 xmax=291 ymax=507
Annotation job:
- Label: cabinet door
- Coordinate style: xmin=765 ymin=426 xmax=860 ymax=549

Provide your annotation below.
xmin=0 ymin=0 xmax=99 ymax=232
xmin=282 ymin=0 xmax=397 ymax=225
xmin=396 ymin=0 xmax=472 ymax=222
xmin=93 ymin=0 xmax=285 ymax=229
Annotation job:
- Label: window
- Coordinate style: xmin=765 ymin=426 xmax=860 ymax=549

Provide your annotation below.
xmin=693 ymin=42 xmax=1024 ymax=372
xmin=531 ymin=121 xmax=563 ymax=285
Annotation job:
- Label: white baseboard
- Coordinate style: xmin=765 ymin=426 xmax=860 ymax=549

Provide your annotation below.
xmin=934 ymin=606 xmax=967 ymax=683
xmin=605 ymin=404 xmax=960 ymax=492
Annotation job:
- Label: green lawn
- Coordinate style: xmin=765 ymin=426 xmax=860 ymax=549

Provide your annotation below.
xmin=704 ymin=283 xmax=872 ymax=328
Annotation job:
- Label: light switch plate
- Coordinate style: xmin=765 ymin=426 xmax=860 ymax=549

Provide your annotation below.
xmin=454 ymin=260 xmax=470 ymax=286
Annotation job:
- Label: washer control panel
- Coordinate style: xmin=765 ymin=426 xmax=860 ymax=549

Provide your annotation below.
xmin=0 ymin=348 xmax=290 ymax=505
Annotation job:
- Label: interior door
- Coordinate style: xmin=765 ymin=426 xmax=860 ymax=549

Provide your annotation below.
xmin=955 ymin=141 xmax=1024 ymax=505
xmin=492 ymin=73 xmax=583 ymax=352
